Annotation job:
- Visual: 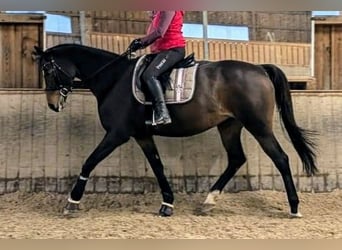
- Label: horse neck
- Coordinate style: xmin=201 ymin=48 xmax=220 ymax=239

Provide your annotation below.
xmin=68 ymin=47 xmax=133 ymax=98
xmin=70 ymin=48 xmax=122 ymax=78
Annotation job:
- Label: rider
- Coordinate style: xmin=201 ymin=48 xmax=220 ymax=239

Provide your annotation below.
xmin=128 ymin=11 xmax=186 ymax=125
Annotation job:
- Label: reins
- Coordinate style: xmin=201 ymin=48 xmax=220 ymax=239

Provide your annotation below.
xmin=81 ymin=49 xmax=132 ymax=83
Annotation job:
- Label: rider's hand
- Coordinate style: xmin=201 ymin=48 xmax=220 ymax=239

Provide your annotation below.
xmin=128 ymin=39 xmax=144 ymax=52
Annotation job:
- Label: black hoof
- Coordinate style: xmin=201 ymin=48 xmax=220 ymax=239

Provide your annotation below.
xmin=63 ymin=202 xmax=80 ymax=217
xmin=159 ymin=204 xmax=173 ymax=217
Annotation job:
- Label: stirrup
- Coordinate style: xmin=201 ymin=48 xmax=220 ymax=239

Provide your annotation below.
xmin=152 ymin=110 xmax=157 ymax=126
xmin=154 ymin=109 xmax=172 ymax=125
xmin=145 ymin=110 xmax=171 ymax=126
xmin=144 ymin=110 xmax=157 ymax=126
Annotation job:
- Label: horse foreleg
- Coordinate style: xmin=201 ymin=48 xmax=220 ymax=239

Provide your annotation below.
xmin=135 ymin=136 xmax=174 ymax=217
xmin=64 ymin=132 xmax=129 ymax=216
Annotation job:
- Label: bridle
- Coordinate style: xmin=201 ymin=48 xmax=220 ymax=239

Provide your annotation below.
xmin=41 ymin=57 xmax=74 ymax=96
xmin=41 ymin=49 xmax=133 ymax=97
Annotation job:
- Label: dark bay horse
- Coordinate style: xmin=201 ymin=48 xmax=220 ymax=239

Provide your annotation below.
xmin=33 ymin=44 xmax=317 ymax=218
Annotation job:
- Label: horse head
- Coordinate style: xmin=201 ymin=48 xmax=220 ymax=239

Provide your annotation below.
xmin=33 ymin=45 xmax=77 ymax=112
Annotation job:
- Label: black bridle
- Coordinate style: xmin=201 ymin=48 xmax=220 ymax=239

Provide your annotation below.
xmin=41 ymin=57 xmax=74 ymax=101
xmin=41 ymin=49 xmax=132 ymax=97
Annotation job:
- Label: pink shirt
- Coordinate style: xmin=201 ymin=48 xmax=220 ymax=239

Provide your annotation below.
xmin=141 ymin=11 xmax=186 ymax=53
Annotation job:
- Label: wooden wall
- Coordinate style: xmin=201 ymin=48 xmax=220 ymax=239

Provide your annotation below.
xmin=188 ymin=11 xmax=312 ymax=43
xmin=84 ymin=32 xmax=312 ymax=86
xmin=0 ymin=28 xmax=312 ymax=89
xmin=87 ymin=11 xmax=312 ymax=43
xmin=0 ymin=12 xmax=314 ymax=89
xmin=49 ymin=11 xmax=312 ymax=43
xmin=314 ymin=17 xmax=342 ymax=90
xmin=91 ymin=11 xmax=149 ymax=35
xmin=44 ymin=32 xmax=313 ymax=89
xmin=0 ymin=14 xmax=44 ymax=88
xmin=45 ymin=33 xmax=81 ymax=47
xmin=46 ymin=33 xmax=311 ymax=65
xmin=0 ymin=90 xmax=339 ymax=194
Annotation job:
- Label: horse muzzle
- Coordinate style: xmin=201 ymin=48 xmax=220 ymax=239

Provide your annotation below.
xmin=48 ymin=103 xmax=60 ymax=112
xmin=46 ymin=90 xmax=67 ymax=112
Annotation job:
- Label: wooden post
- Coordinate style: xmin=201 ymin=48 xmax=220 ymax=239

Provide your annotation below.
xmin=202 ymin=11 xmax=209 ymax=60
xmin=79 ymin=11 xmax=92 ymax=46
xmin=251 ymin=11 xmax=257 ymax=41
xmin=310 ymin=18 xmax=315 ymax=77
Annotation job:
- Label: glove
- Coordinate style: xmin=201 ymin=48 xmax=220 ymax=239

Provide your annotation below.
xmin=128 ymin=38 xmax=144 ymax=52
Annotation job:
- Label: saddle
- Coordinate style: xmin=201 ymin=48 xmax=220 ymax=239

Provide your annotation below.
xmin=132 ymin=53 xmax=199 ymax=105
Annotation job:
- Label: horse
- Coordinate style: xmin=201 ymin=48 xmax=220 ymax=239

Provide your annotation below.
xmin=33 ymin=43 xmax=317 ymax=218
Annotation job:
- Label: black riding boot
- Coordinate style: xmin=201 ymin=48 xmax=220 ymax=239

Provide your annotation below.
xmin=145 ymin=77 xmax=171 ymax=125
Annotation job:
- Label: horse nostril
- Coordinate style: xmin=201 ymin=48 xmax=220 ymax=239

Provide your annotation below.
xmin=48 ymin=103 xmax=59 ymax=112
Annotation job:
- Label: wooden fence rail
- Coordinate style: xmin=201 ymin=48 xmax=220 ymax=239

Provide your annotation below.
xmin=89 ymin=33 xmax=314 ymax=88
xmin=46 ymin=32 xmax=312 ymax=80
xmin=85 ymin=32 xmax=311 ymax=66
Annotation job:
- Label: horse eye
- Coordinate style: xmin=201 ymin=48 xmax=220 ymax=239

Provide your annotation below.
xmin=43 ymin=68 xmax=54 ymax=75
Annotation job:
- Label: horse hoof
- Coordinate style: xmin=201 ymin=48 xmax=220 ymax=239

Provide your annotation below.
xmin=62 ymin=202 xmax=80 ymax=218
xmin=159 ymin=204 xmax=173 ymax=217
xmin=289 ymin=211 xmax=303 ymax=218
xmin=200 ymin=203 xmax=216 ymax=215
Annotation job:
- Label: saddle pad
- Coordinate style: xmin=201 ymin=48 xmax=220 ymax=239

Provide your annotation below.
xmin=132 ymin=55 xmax=199 ymax=105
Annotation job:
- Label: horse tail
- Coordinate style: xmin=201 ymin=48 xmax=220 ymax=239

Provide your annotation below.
xmin=260 ymin=64 xmax=318 ymax=176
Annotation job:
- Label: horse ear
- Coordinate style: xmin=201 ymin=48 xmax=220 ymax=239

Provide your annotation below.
xmin=33 ymin=45 xmax=44 ymax=55
xmin=32 ymin=46 xmax=44 ymax=61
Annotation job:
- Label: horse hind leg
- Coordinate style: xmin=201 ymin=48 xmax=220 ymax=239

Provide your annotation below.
xmin=253 ymin=131 xmax=302 ymax=218
xmin=202 ymin=119 xmax=246 ymax=213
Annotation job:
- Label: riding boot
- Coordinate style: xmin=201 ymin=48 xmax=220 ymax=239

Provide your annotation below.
xmin=145 ymin=77 xmax=171 ymax=125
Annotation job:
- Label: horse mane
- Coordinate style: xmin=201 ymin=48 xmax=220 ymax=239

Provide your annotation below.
xmin=45 ymin=43 xmax=121 ymax=58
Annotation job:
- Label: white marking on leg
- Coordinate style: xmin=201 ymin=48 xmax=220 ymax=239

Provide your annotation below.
xmin=68 ymin=197 xmax=81 ymax=204
xmin=203 ymin=190 xmax=221 ymax=205
xmin=161 ymin=202 xmax=174 ymax=208
xmin=289 ymin=211 xmax=303 ymax=218
xmin=79 ymin=175 xmax=88 ymax=181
